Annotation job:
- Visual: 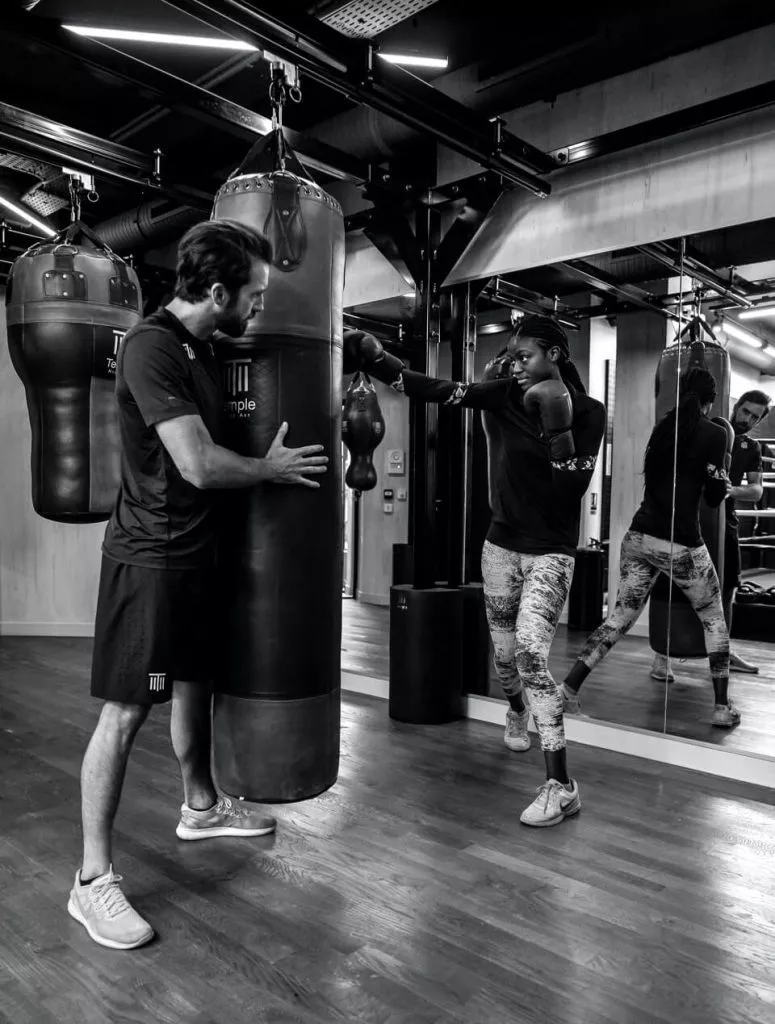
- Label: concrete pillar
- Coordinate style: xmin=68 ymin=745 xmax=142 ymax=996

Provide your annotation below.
xmin=607 ymin=295 xmax=671 ymax=618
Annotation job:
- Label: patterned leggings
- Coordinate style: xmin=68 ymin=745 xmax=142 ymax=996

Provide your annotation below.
xmin=577 ymin=530 xmax=730 ymax=683
xmin=481 ymin=540 xmax=574 ymax=752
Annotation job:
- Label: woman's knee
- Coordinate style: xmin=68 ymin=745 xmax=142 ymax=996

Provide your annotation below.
xmin=514 ymin=637 xmax=549 ymax=680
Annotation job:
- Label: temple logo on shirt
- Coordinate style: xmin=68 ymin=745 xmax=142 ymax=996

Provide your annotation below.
xmin=148 ymin=672 xmax=166 ymax=693
xmin=223 ymin=359 xmax=257 ymax=420
xmin=183 ymin=343 xmax=196 ymax=361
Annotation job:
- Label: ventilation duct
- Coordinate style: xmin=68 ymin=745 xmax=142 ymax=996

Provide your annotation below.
xmin=93 ymin=198 xmax=204 ymax=253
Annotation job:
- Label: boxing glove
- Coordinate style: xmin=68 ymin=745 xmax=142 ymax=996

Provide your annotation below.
xmin=482 ymin=349 xmax=514 ymax=382
xmin=343 ymin=328 xmax=382 ymax=374
xmin=342 ymin=329 xmax=404 ymax=386
xmin=711 ymin=415 xmax=735 ymax=473
xmin=523 ymin=378 xmax=575 ymax=460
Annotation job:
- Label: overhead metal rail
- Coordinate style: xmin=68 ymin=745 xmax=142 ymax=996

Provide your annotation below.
xmin=158 ymin=0 xmax=555 ymax=196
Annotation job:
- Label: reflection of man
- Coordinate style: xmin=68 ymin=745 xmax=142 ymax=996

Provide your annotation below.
xmin=652 ymin=389 xmax=771 ymax=681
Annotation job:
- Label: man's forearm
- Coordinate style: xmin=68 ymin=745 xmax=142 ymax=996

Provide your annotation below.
xmin=198 ymin=443 xmax=276 ymax=489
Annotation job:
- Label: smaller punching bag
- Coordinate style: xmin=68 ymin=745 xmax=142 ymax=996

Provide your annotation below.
xmin=649 ymin=338 xmax=731 ymax=657
xmin=5 ymin=220 xmax=142 ymax=523
xmin=342 ymin=372 xmax=385 ymax=492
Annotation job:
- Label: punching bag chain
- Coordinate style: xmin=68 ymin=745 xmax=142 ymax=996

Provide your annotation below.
xmin=68 ymin=175 xmax=83 ymax=223
xmin=663 ymin=237 xmax=687 ymax=732
xmin=269 ymin=65 xmax=303 ymax=171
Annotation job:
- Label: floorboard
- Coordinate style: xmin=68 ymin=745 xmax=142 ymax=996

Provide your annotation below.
xmin=342 ymin=599 xmax=775 ymax=757
xmin=1 ymin=635 xmax=775 ymax=1023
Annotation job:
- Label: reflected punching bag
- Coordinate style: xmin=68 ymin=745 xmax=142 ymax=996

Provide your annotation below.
xmin=342 ymin=372 xmax=385 ymax=492
xmin=5 ymin=221 xmax=141 ymax=523
xmin=211 ymin=130 xmax=345 ymax=801
xmin=649 ymin=338 xmax=731 ymax=656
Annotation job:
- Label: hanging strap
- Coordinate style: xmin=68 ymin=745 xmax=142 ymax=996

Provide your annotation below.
xmin=233 ymin=127 xmax=313 ymax=180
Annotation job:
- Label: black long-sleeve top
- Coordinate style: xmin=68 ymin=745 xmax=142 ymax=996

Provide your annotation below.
xmin=629 ymin=416 xmax=729 ymax=547
xmin=391 ymin=369 xmax=607 ymax=557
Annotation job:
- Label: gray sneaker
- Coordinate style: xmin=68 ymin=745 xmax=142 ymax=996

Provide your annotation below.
xmin=729 ymin=650 xmax=759 ymax=674
xmin=650 ymin=653 xmax=675 ymax=683
xmin=176 ymin=796 xmax=277 ymax=841
xmin=67 ymin=867 xmax=154 ymax=950
xmin=504 ymin=708 xmax=531 ymax=751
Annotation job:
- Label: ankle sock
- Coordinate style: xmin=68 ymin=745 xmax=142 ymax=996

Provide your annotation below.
xmin=507 ymin=694 xmax=526 ymax=714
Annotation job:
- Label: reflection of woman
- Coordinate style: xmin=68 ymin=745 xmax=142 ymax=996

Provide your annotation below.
xmin=363 ymin=315 xmax=606 ymax=827
xmin=562 ymin=368 xmax=738 ymax=727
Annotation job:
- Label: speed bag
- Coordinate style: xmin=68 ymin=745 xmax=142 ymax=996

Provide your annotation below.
xmin=649 ymin=339 xmax=731 ymax=657
xmin=211 ymin=170 xmax=345 ymax=802
xmin=5 ymin=224 xmax=141 ymax=523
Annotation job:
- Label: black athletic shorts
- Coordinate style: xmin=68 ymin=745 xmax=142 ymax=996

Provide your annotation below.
xmin=724 ymin=525 xmax=742 ymax=592
xmin=91 ymin=555 xmax=216 ymax=705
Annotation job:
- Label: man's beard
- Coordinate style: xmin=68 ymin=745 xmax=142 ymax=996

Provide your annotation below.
xmin=217 ymin=305 xmax=249 ymax=338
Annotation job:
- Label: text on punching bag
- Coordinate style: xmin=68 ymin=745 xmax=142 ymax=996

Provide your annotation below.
xmin=223 ymin=359 xmax=257 ymax=419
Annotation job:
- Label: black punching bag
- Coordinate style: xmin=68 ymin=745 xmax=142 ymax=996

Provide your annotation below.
xmin=342 ymin=372 xmax=385 ymax=492
xmin=211 ymin=132 xmax=345 ymax=802
xmin=5 ymin=221 xmax=141 ymax=523
xmin=649 ymin=339 xmax=731 ymax=656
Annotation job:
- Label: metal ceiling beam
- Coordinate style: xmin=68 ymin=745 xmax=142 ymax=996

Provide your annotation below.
xmin=3 ymin=13 xmax=366 ymax=183
xmin=635 ymin=241 xmax=755 ymax=308
xmin=484 ymin=277 xmax=582 ymax=330
xmin=0 ymin=102 xmax=214 ymax=210
xmin=159 ymin=0 xmax=556 ymax=196
xmin=549 ymin=79 xmax=775 ymax=166
xmin=556 ymin=260 xmax=681 ymax=321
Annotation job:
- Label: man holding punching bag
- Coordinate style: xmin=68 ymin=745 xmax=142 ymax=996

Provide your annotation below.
xmin=69 ymin=221 xmax=328 ymax=950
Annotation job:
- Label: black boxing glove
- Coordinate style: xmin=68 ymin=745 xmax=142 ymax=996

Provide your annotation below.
xmin=343 ymin=329 xmax=404 ymax=387
xmin=482 ymin=349 xmax=514 ymax=383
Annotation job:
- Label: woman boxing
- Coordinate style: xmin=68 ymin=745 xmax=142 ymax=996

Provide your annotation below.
xmin=359 ymin=315 xmax=606 ymax=828
xmin=561 ymin=367 xmax=737 ymax=727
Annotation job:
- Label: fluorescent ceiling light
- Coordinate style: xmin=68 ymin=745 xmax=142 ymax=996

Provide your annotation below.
xmin=64 ymin=25 xmax=257 ymax=51
xmin=0 ymin=195 xmax=56 ymax=238
xmin=764 ymin=345 xmax=775 ymax=358
xmin=722 ymin=320 xmax=764 ymax=349
xmin=739 ymin=305 xmax=775 ymax=320
xmin=378 ymin=53 xmax=448 ymax=69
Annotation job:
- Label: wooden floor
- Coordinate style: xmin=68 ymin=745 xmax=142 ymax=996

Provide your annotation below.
xmin=342 ymin=599 xmax=775 ymax=757
xmin=2 ymin=636 xmax=775 ymax=1023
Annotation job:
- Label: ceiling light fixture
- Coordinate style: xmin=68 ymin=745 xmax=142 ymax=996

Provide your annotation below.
xmin=378 ymin=53 xmax=448 ymax=69
xmin=0 ymin=195 xmax=56 ymax=238
xmin=764 ymin=345 xmax=775 ymax=358
xmin=738 ymin=305 xmax=775 ymax=321
xmin=63 ymin=25 xmax=257 ymax=51
xmin=722 ymin=320 xmax=764 ymax=349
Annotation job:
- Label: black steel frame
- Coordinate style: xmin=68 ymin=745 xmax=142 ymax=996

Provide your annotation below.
xmin=158 ymin=0 xmax=555 ymax=196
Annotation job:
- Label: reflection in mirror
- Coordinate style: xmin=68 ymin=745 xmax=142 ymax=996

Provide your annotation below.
xmin=338 ymin=228 xmax=775 ymax=760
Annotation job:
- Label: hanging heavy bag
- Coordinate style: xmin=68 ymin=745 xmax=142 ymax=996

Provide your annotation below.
xmin=648 ymin=339 xmax=731 ymax=657
xmin=210 ymin=127 xmax=345 ymax=802
xmin=5 ymin=220 xmax=141 ymax=523
xmin=342 ymin=371 xmax=385 ymax=492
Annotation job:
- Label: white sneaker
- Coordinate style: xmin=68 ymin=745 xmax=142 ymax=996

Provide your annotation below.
xmin=712 ymin=703 xmax=741 ymax=728
xmin=520 ymin=779 xmax=581 ymax=827
xmin=504 ymin=708 xmax=531 ymax=752
xmin=67 ymin=867 xmax=154 ymax=950
xmin=650 ymin=653 xmax=675 ymax=683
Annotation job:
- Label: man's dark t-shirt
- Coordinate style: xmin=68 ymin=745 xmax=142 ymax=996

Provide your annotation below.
xmin=629 ymin=416 xmax=728 ymax=547
xmin=102 ymin=309 xmax=224 ymax=569
xmin=726 ymin=433 xmax=762 ymax=529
